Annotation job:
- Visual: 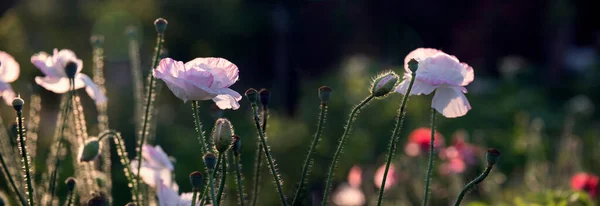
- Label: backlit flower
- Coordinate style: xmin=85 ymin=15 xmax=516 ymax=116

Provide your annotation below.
xmin=157 ymin=179 xmax=200 ymax=206
xmin=440 ymin=158 xmax=466 ymax=175
xmin=131 ymin=144 xmax=176 ymax=189
xmin=571 ymin=172 xmax=599 ymax=198
xmin=153 ymin=57 xmax=241 ymax=110
xmin=332 ymin=183 xmax=365 ymax=206
xmin=31 ymin=49 xmax=107 ymax=104
xmin=396 ymin=48 xmax=474 ymax=118
xmin=404 ymin=127 xmax=444 ymax=157
xmin=0 ymin=51 xmax=19 ymax=105
xmin=374 ymin=163 xmax=397 ymax=190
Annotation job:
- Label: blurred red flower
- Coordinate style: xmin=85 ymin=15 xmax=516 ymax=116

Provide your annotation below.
xmin=571 ymin=172 xmax=599 ymax=198
xmin=405 ymin=127 xmax=444 ymax=157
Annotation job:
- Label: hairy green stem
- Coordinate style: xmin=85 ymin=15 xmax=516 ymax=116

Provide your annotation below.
xmin=377 ymin=74 xmax=416 ymax=205
xmin=233 ymin=152 xmax=246 ymax=206
xmin=16 ymin=100 xmax=35 ymax=206
xmin=135 ymin=32 xmax=164 ymax=202
xmin=216 ymin=153 xmax=228 ymax=204
xmin=423 ymin=107 xmax=437 ymax=206
xmin=200 ymin=156 xmax=222 ymax=206
xmin=250 ymin=103 xmax=288 ymax=205
xmin=0 ymin=147 xmax=27 ymax=205
xmin=191 ymin=189 xmax=199 ymax=206
xmin=321 ymin=95 xmax=374 ymax=206
xmin=209 ymin=168 xmax=219 ymax=206
xmin=65 ymin=190 xmax=75 ymax=206
xmin=192 ymin=101 xmax=208 ymax=154
xmin=251 ymin=107 xmax=268 ymax=206
xmin=49 ymin=82 xmax=75 ymax=203
xmin=453 ymin=165 xmax=493 ymax=206
xmin=292 ymin=102 xmax=328 ymax=205
xmin=98 ymin=130 xmax=139 ymax=203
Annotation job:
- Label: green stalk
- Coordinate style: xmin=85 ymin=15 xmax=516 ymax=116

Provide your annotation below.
xmin=250 ymin=106 xmax=267 ymax=206
xmin=233 ymin=152 xmax=246 ymax=206
xmin=423 ymin=107 xmax=437 ymax=206
xmin=376 ymin=74 xmax=416 ymax=205
xmin=135 ymin=32 xmax=164 ymax=201
xmin=98 ymin=130 xmax=138 ymax=203
xmin=0 ymin=147 xmax=27 ymax=205
xmin=453 ymin=166 xmax=493 ymax=206
xmin=16 ymin=97 xmax=35 ymax=205
xmin=292 ymin=102 xmax=328 ymax=205
xmin=192 ymin=101 xmax=208 ymax=154
xmin=209 ymin=168 xmax=219 ymax=206
xmin=49 ymin=82 xmax=75 ymax=203
xmin=65 ymin=190 xmax=75 ymax=206
xmin=216 ymin=152 xmax=227 ymax=204
xmin=191 ymin=189 xmax=199 ymax=206
xmin=200 ymin=156 xmax=222 ymax=206
xmin=249 ymin=103 xmax=288 ymax=205
xmin=321 ymin=95 xmax=374 ymax=206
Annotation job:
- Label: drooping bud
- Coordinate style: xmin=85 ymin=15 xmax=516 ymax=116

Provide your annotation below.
xmin=407 ymin=58 xmax=419 ymax=72
xmin=232 ymin=135 xmax=242 ymax=156
xmin=203 ymin=153 xmax=217 ymax=170
xmin=90 ymin=35 xmax=104 ymax=48
xmin=486 ymin=148 xmax=501 ymax=166
xmin=12 ymin=97 xmax=24 ymax=111
xmin=371 ymin=72 xmax=399 ymax=97
xmin=259 ymin=88 xmax=271 ymax=107
xmin=79 ymin=138 xmax=102 ymax=162
xmin=212 ymin=118 xmax=234 ymax=153
xmin=318 ymin=86 xmax=332 ymax=102
xmin=65 ymin=61 xmax=78 ymax=79
xmin=65 ymin=177 xmax=77 ymax=192
xmin=189 ymin=171 xmax=204 ymax=190
xmin=154 ymin=18 xmax=168 ymax=34
xmin=87 ymin=192 xmax=108 ymax=206
xmin=245 ymin=88 xmax=259 ymax=104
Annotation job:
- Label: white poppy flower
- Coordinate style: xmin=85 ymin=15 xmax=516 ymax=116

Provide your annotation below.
xmin=0 ymin=51 xmax=20 ymax=105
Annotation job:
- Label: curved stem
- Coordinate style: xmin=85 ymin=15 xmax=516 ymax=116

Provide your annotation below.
xmin=17 ymin=104 xmax=35 ymax=205
xmin=192 ymin=101 xmax=208 ymax=154
xmin=251 ymin=107 xmax=268 ymax=206
xmin=292 ymin=102 xmax=328 ymax=205
xmin=200 ymin=156 xmax=222 ymax=206
xmin=250 ymin=103 xmax=288 ymax=206
xmin=191 ymin=189 xmax=199 ymax=206
xmin=423 ymin=107 xmax=437 ymax=206
xmin=233 ymin=153 xmax=246 ymax=206
xmin=0 ymin=148 xmax=27 ymax=205
xmin=321 ymin=95 xmax=374 ymax=206
xmin=376 ymin=74 xmax=416 ymax=206
xmin=216 ymin=153 xmax=228 ymax=204
xmin=99 ymin=130 xmax=139 ymax=202
xmin=135 ymin=33 xmax=164 ymax=201
xmin=209 ymin=169 xmax=219 ymax=206
xmin=453 ymin=166 xmax=493 ymax=206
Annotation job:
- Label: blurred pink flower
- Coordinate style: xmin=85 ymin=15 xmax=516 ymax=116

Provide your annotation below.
xmin=332 ymin=184 xmax=365 ymax=206
xmin=31 ymin=49 xmax=107 ymax=104
xmin=153 ymin=57 xmax=241 ymax=110
xmin=440 ymin=158 xmax=466 ymax=175
xmin=396 ymin=48 xmax=474 ymax=118
xmin=404 ymin=127 xmax=444 ymax=157
xmin=374 ymin=163 xmax=397 ymax=190
xmin=571 ymin=172 xmax=599 ymax=198
xmin=0 ymin=51 xmax=19 ymax=105
xmin=131 ymin=144 xmax=176 ymax=189
xmin=157 ymin=179 xmax=200 ymax=206
xmin=347 ymin=165 xmax=362 ymax=187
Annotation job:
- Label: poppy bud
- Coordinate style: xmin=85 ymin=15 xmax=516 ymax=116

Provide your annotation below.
xmin=486 ymin=148 xmax=501 ymax=166
xmin=189 ymin=171 xmax=204 ymax=190
xmin=259 ymin=88 xmax=271 ymax=107
xmin=371 ymin=72 xmax=399 ymax=97
xmin=65 ymin=177 xmax=77 ymax=192
xmin=90 ymin=35 xmax=104 ymax=48
xmin=245 ymin=88 xmax=259 ymax=104
xmin=318 ymin=86 xmax=332 ymax=102
xmin=232 ymin=135 xmax=242 ymax=156
xmin=407 ymin=58 xmax=419 ymax=72
xmin=125 ymin=203 xmax=136 ymax=206
xmin=212 ymin=118 xmax=234 ymax=153
xmin=79 ymin=138 xmax=102 ymax=162
xmin=203 ymin=153 xmax=217 ymax=171
xmin=87 ymin=192 xmax=108 ymax=206
xmin=12 ymin=97 xmax=24 ymax=111
xmin=65 ymin=61 xmax=78 ymax=79
xmin=154 ymin=18 xmax=168 ymax=34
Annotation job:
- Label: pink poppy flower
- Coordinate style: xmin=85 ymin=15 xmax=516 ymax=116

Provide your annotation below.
xmin=332 ymin=183 xmax=365 ymax=206
xmin=0 ymin=51 xmax=19 ymax=105
xmin=571 ymin=172 xmax=599 ymax=198
xmin=396 ymin=48 xmax=474 ymax=118
xmin=404 ymin=127 xmax=444 ymax=157
xmin=131 ymin=144 xmax=176 ymax=188
xmin=440 ymin=158 xmax=466 ymax=175
xmin=157 ymin=179 xmax=200 ymax=206
xmin=347 ymin=165 xmax=362 ymax=188
xmin=153 ymin=57 xmax=241 ymax=110
xmin=374 ymin=163 xmax=397 ymax=190
xmin=31 ymin=49 xmax=107 ymax=104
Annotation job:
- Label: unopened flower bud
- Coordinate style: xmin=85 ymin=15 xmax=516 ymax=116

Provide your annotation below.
xmin=371 ymin=72 xmax=399 ymax=97
xmin=65 ymin=177 xmax=77 ymax=192
xmin=486 ymin=148 xmax=501 ymax=166
xmin=203 ymin=153 xmax=217 ymax=170
xmin=90 ymin=35 xmax=104 ymax=48
xmin=65 ymin=61 xmax=78 ymax=79
xmin=212 ymin=118 xmax=234 ymax=153
xmin=245 ymin=88 xmax=259 ymax=104
xmin=318 ymin=86 xmax=332 ymax=102
xmin=154 ymin=18 xmax=168 ymax=34
xmin=87 ymin=192 xmax=108 ymax=206
xmin=12 ymin=97 xmax=24 ymax=111
xmin=259 ymin=88 xmax=271 ymax=107
xmin=407 ymin=58 xmax=419 ymax=72
xmin=79 ymin=138 xmax=102 ymax=162
xmin=189 ymin=171 xmax=204 ymax=189
xmin=125 ymin=26 xmax=138 ymax=38
xmin=232 ymin=135 xmax=242 ymax=155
